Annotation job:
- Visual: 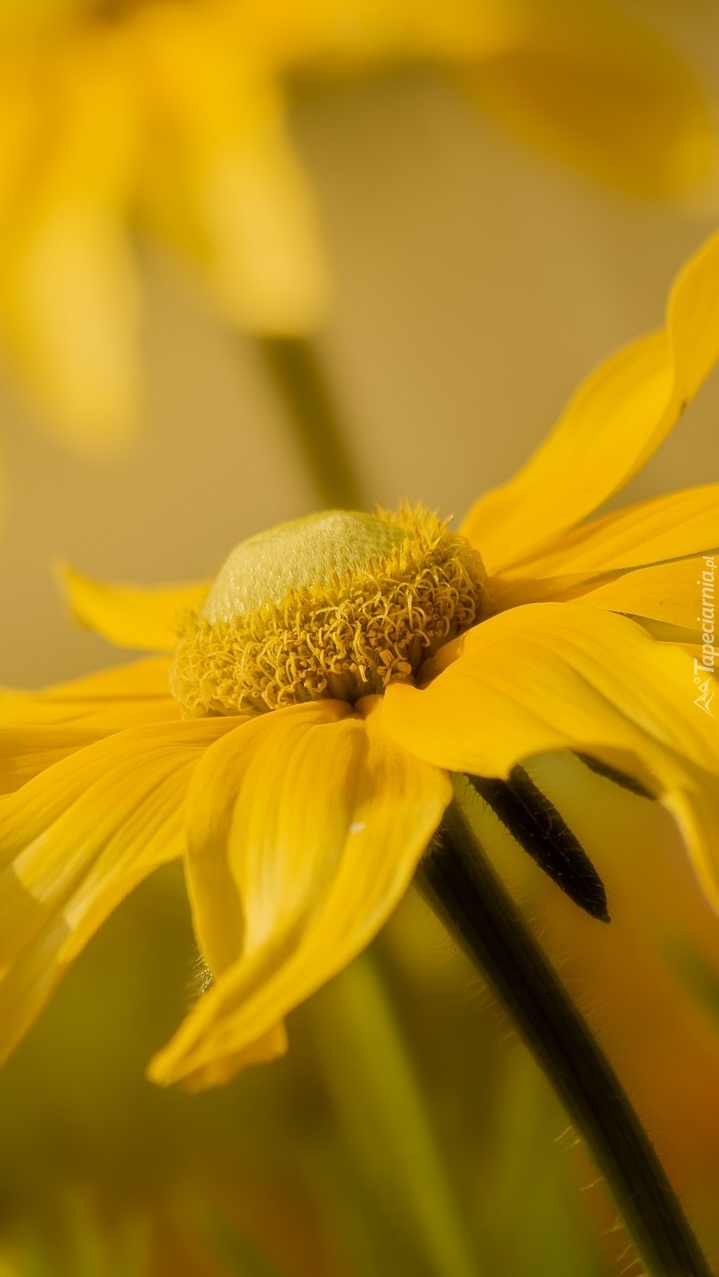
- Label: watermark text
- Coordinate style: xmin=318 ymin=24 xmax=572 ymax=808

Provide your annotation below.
xmin=694 ymin=555 xmax=715 ymax=716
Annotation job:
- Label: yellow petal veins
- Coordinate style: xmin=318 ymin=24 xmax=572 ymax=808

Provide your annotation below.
xmin=149 ymin=701 xmax=452 ymax=1090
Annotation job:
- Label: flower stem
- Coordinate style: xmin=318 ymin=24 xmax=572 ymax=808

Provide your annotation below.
xmin=416 ymin=800 xmax=713 ymax=1277
xmin=257 ymin=336 xmax=365 ymax=510
xmin=312 ymin=953 xmax=480 ymax=1277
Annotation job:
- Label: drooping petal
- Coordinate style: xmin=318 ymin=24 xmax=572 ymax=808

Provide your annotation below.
xmin=59 ymin=563 xmax=210 ymax=652
xmin=0 ymin=656 xmax=178 ymax=792
xmin=382 ymin=604 xmax=719 ymax=909
xmin=0 ymin=718 xmax=235 ymax=1067
xmin=148 ymin=699 xmax=451 ymax=1089
xmin=181 ymin=699 xmax=359 ymax=978
xmin=461 ymin=231 xmax=719 ymax=573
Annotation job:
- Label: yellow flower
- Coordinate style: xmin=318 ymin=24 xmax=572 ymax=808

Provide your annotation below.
xmin=2 ymin=230 xmax=719 ymax=1091
xmin=0 ymin=0 xmax=330 ymax=454
xmin=0 ymin=0 xmax=713 ymax=452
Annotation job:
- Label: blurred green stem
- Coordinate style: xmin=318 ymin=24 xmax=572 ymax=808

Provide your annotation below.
xmin=417 ymin=801 xmax=712 ymax=1277
xmin=313 ymin=953 xmax=479 ymax=1277
xmin=257 ymin=336 xmax=364 ymax=510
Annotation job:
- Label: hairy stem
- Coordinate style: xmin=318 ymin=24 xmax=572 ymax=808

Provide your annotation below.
xmin=416 ymin=801 xmax=712 ymax=1277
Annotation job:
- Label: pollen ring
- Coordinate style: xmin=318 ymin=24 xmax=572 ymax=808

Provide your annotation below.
xmin=171 ymin=505 xmax=490 ymax=716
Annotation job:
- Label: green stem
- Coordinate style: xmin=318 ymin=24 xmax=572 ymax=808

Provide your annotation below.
xmin=257 ymin=336 xmax=365 ymax=510
xmin=312 ymin=953 xmax=480 ymax=1277
xmin=416 ymin=801 xmax=713 ymax=1277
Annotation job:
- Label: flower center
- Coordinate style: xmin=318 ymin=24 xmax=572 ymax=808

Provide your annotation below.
xmin=171 ymin=505 xmax=490 ymax=716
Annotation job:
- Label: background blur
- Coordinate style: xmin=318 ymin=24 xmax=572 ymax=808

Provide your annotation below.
xmin=2 ymin=1 xmax=719 ymax=1273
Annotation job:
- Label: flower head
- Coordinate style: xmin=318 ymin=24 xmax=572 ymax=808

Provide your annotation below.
xmin=2 ymin=230 xmax=719 ymax=1090
xmin=171 ymin=505 xmax=490 ymax=714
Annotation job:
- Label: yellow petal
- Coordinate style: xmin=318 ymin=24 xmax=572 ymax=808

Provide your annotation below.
xmin=0 ymin=726 xmax=122 ymax=797
xmin=461 ymin=231 xmax=719 ymax=573
xmin=199 ymin=112 xmax=331 ymax=334
xmin=181 ymin=699 xmax=358 ymax=979
xmin=171 ymin=1023 xmax=290 ymax=1091
xmin=250 ymin=0 xmax=518 ymax=70
xmin=4 ymin=203 xmax=141 ymax=454
xmin=137 ymin=7 xmax=329 ymax=333
xmin=382 ymin=604 xmax=719 ymax=908
xmin=0 ymin=655 xmax=179 ymax=793
xmin=503 ymin=484 xmax=719 ymax=581
xmin=0 ymin=35 xmax=142 ymax=451
xmin=568 ymin=557 xmax=711 ymax=634
xmin=148 ymin=700 xmax=451 ymax=1089
xmin=59 ymin=563 xmax=210 ymax=651
xmin=467 ymin=0 xmax=713 ymax=198
xmin=0 ymin=656 xmax=176 ymax=728
xmin=494 ymin=556 xmax=709 ymax=635
xmin=385 ymin=604 xmax=716 ymax=777
xmin=489 ymin=484 xmax=719 ymax=628
xmin=0 ymin=717 xmax=233 ymax=1067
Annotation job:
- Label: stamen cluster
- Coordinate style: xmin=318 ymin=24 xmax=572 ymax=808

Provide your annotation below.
xmin=171 ymin=505 xmax=490 ymax=716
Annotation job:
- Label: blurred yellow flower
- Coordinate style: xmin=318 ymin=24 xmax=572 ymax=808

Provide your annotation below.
xmin=1 ymin=229 xmax=719 ymax=1090
xmin=0 ymin=0 xmax=713 ymax=454
xmin=0 ymin=0 xmax=330 ymax=455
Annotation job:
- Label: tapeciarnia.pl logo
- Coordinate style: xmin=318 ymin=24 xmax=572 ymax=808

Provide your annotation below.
xmin=694 ymin=555 xmax=716 ymax=717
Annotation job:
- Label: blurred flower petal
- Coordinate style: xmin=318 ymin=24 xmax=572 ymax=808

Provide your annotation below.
xmin=4 ymin=204 xmax=141 ymax=454
xmin=137 ymin=7 xmax=330 ymax=333
xmin=0 ymin=726 xmax=134 ymax=798
xmin=59 ymin=563 xmax=210 ymax=652
xmin=199 ymin=122 xmax=332 ymax=333
xmin=0 ymin=33 xmax=141 ymax=451
xmin=256 ymin=0 xmax=519 ymax=70
xmin=464 ymin=0 xmax=714 ymax=197
xmin=0 ymin=0 xmax=715 ymax=456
